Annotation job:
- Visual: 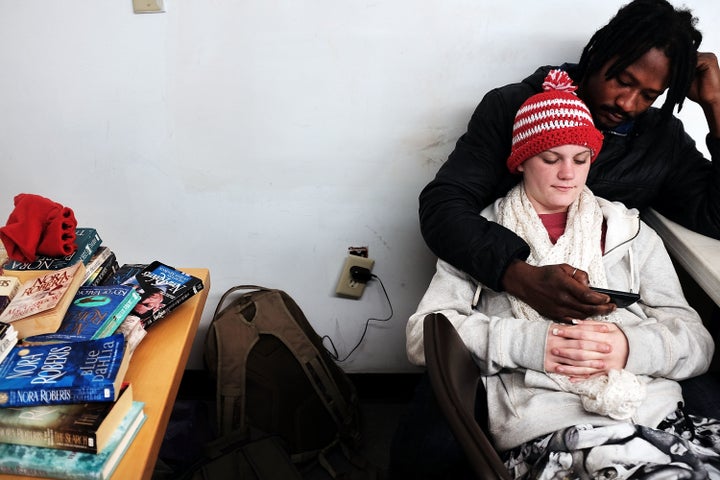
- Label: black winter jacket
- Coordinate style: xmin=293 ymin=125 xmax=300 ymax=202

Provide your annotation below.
xmin=419 ymin=65 xmax=720 ymax=291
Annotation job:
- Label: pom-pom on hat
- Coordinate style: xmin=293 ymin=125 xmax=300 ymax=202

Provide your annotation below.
xmin=507 ymin=69 xmax=604 ymax=174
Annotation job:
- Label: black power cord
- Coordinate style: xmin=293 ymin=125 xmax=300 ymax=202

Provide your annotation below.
xmin=322 ymin=268 xmax=393 ymax=363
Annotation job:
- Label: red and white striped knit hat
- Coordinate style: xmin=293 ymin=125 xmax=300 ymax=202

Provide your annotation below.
xmin=507 ymin=69 xmax=604 ymax=174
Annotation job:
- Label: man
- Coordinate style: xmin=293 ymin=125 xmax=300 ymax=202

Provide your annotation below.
xmin=395 ymin=1 xmax=720 ymax=477
xmin=420 ymin=0 xmax=720 ymax=324
xmin=404 ymin=69 xmax=716 ymax=478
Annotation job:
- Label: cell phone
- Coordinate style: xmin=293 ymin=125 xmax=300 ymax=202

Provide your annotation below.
xmin=590 ymin=287 xmax=640 ymax=308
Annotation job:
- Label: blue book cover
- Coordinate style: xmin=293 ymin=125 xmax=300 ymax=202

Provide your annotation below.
xmin=121 ymin=261 xmax=204 ymax=329
xmin=2 ymin=227 xmax=102 ymax=272
xmin=0 ymin=334 xmax=129 ymax=407
xmin=102 ymin=263 xmax=147 ymax=287
xmin=22 ymin=285 xmax=141 ymax=345
xmin=0 ymin=400 xmax=146 ymax=480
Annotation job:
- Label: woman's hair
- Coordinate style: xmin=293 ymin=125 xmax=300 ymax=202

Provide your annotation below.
xmin=576 ymin=0 xmax=701 ymax=120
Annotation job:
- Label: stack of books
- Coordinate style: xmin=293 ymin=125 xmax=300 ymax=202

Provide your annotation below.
xmin=0 ymin=224 xmax=206 ymax=479
xmin=0 ymin=335 xmax=146 ymax=479
xmin=1 ymin=227 xmax=103 ymax=285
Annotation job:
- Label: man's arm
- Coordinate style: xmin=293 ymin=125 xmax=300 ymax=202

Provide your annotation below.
xmin=687 ymin=52 xmax=720 ymax=138
xmin=419 ymin=87 xmax=528 ymax=290
xmin=419 ymin=83 xmax=614 ymax=321
xmin=655 ymin=52 xmax=720 ymax=238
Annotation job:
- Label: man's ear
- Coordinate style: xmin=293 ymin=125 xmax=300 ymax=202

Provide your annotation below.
xmin=517 ymin=164 xmax=524 ymax=172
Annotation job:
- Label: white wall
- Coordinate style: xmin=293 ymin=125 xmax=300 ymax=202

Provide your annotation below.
xmin=1 ymin=1 xmax=718 ymax=372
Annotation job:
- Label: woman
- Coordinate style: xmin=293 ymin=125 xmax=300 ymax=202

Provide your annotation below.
xmin=405 ymin=71 xmax=718 ymax=479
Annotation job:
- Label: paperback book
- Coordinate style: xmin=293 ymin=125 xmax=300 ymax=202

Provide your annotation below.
xmin=102 ymin=263 xmax=146 ymax=287
xmin=0 ymin=400 xmax=146 ymax=480
xmin=2 ymin=227 xmax=101 ymax=284
xmin=0 ymin=334 xmax=130 ymax=407
xmin=0 ymin=276 xmax=20 ymax=314
xmin=0 ymin=263 xmax=86 ymax=339
xmin=120 ymin=261 xmax=204 ymax=329
xmin=0 ymin=242 xmax=7 ymax=268
xmin=22 ymin=284 xmax=141 ymax=345
xmin=0 ymin=383 xmax=134 ymax=454
xmin=0 ymin=322 xmax=18 ymax=365
xmin=81 ymin=246 xmax=112 ymax=285
xmin=84 ymin=250 xmax=119 ymax=287
xmin=114 ymin=314 xmax=146 ymax=354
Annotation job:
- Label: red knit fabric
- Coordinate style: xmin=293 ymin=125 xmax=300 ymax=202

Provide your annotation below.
xmin=507 ymin=70 xmax=604 ymax=174
xmin=539 ymin=211 xmax=608 ymax=252
xmin=0 ymin=194 xmax=78 ymax=263
xmin=538 ymin=211 xmax=568 ymax=244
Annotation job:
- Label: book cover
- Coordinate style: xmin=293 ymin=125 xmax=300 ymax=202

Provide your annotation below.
xmin=2 ymin=228 xmax=102 ymax=283
xmin=22 ymin=285 xmax=141 ymax=345
xmin=0 ymin=242 xmax=7 ymax=269
xmin=121 ymin=261 xmax=204 ymax=329
xmin=114 ymin=314 xmax=146 ymax=354
xmin=0 ymin=276 xmax=20 ymax=314
xmin=80 ymin=246 xmax=112 ymax=285
xmin=0 ymin=263 xmax=86 ymax=340
xmin=0 ymin=322 xmax=18 ymax=365
xmin=102 ymin=263 xmax=147 ymax=287
xmin=0 ymin=383 xmax=134 ymax=454
xmin=0 ymin=320 xmax=14 ymax=339
xmin=0 ymin=334 xmax=130 ymax=407
xmin=0 ymin=400 xmax=146 ymax=480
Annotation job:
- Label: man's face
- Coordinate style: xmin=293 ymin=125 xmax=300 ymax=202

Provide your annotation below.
xmin=579 ymin=47 xmax=671 ymax=130
xmin=134 ymin=292 xmax=164 ymax=315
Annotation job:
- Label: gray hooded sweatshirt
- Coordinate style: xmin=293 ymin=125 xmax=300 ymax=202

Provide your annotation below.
xmin=406 ymin=197 xmax=714 ymax=451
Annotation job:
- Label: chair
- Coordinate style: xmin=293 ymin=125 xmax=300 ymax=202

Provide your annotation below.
xmin=423 ymin=312 xmax=512 ymax=480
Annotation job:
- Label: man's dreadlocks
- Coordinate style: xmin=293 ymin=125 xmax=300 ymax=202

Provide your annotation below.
xmin=576 ymin=0 xmax=701 ymax=121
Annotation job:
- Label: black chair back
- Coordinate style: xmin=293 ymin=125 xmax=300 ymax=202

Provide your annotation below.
xmin=423 ymin=312 xmax=512 ymax=480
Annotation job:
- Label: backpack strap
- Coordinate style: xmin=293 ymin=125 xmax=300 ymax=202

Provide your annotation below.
xmin=250 ymin=290 xmax=356 ymax=437
xmin=212 ymin=285 xmax=269 ymax=319
xmin=210 ymin=286 xmax=270 ymax=436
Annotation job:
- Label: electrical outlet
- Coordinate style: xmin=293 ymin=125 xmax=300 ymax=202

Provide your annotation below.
xmin=335 ymin=255 xmax=375 ymax=299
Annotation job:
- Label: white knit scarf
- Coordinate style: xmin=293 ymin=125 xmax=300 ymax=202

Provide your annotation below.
xmin=496 ymin=183 xmax=645 ymax=420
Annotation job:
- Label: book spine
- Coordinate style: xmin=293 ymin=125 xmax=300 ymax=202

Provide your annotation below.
xmin=2 ymin=229 xmax=101 ymax=271
xmin=143 ymin=282 xmax=202 ymax=329
xmin=95 ymin=293 xmax=140 ymax=339
xmin=76 ymin=231 xmax=102 ymax=266
xmin=50 ymin=430 xmax=99 ymax=453
xmin=85 ymin=254 xmax=118 ymax=287
xmin=95 ymin=261 xmax=118 ymax=286
xmin=0 ymin=334 xmax=17 ymax=356
xmin=0 ymin=384 xmax=118 ymax=408
xmin=81 ymin=248 xmax=111 ymax=284
xmin=0 ymin=425 xmax=98 ymax=454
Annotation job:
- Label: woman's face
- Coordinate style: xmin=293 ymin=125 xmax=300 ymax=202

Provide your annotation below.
xmin=517 ymin=144 xmax=592 ymax=214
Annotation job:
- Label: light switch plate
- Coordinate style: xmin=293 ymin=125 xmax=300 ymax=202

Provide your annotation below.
xmin=133 ymin=0 xmax=165 ymax=13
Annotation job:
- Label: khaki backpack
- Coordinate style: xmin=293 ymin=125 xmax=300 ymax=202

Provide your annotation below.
xmin=203 ymin=285 xmax=364 ymax=467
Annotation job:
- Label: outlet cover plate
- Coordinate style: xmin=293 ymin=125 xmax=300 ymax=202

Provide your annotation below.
xmin=335 ymin=255 xmax=374 ymax=299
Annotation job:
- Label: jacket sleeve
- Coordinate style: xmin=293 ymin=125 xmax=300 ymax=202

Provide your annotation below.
xmin=418 ymin=88 xmax=530 ymax=291
xmin=652 ymin=127 xmax=720 ymax=239
xmin=620 ymin=224 xmax=715 ymax=379
xmin=406 ymin=259 xmax=549 ymax=373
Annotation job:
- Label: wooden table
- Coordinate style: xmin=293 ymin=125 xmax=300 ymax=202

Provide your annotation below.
xmin=0 ymin=268 xmax=211 ymax=480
